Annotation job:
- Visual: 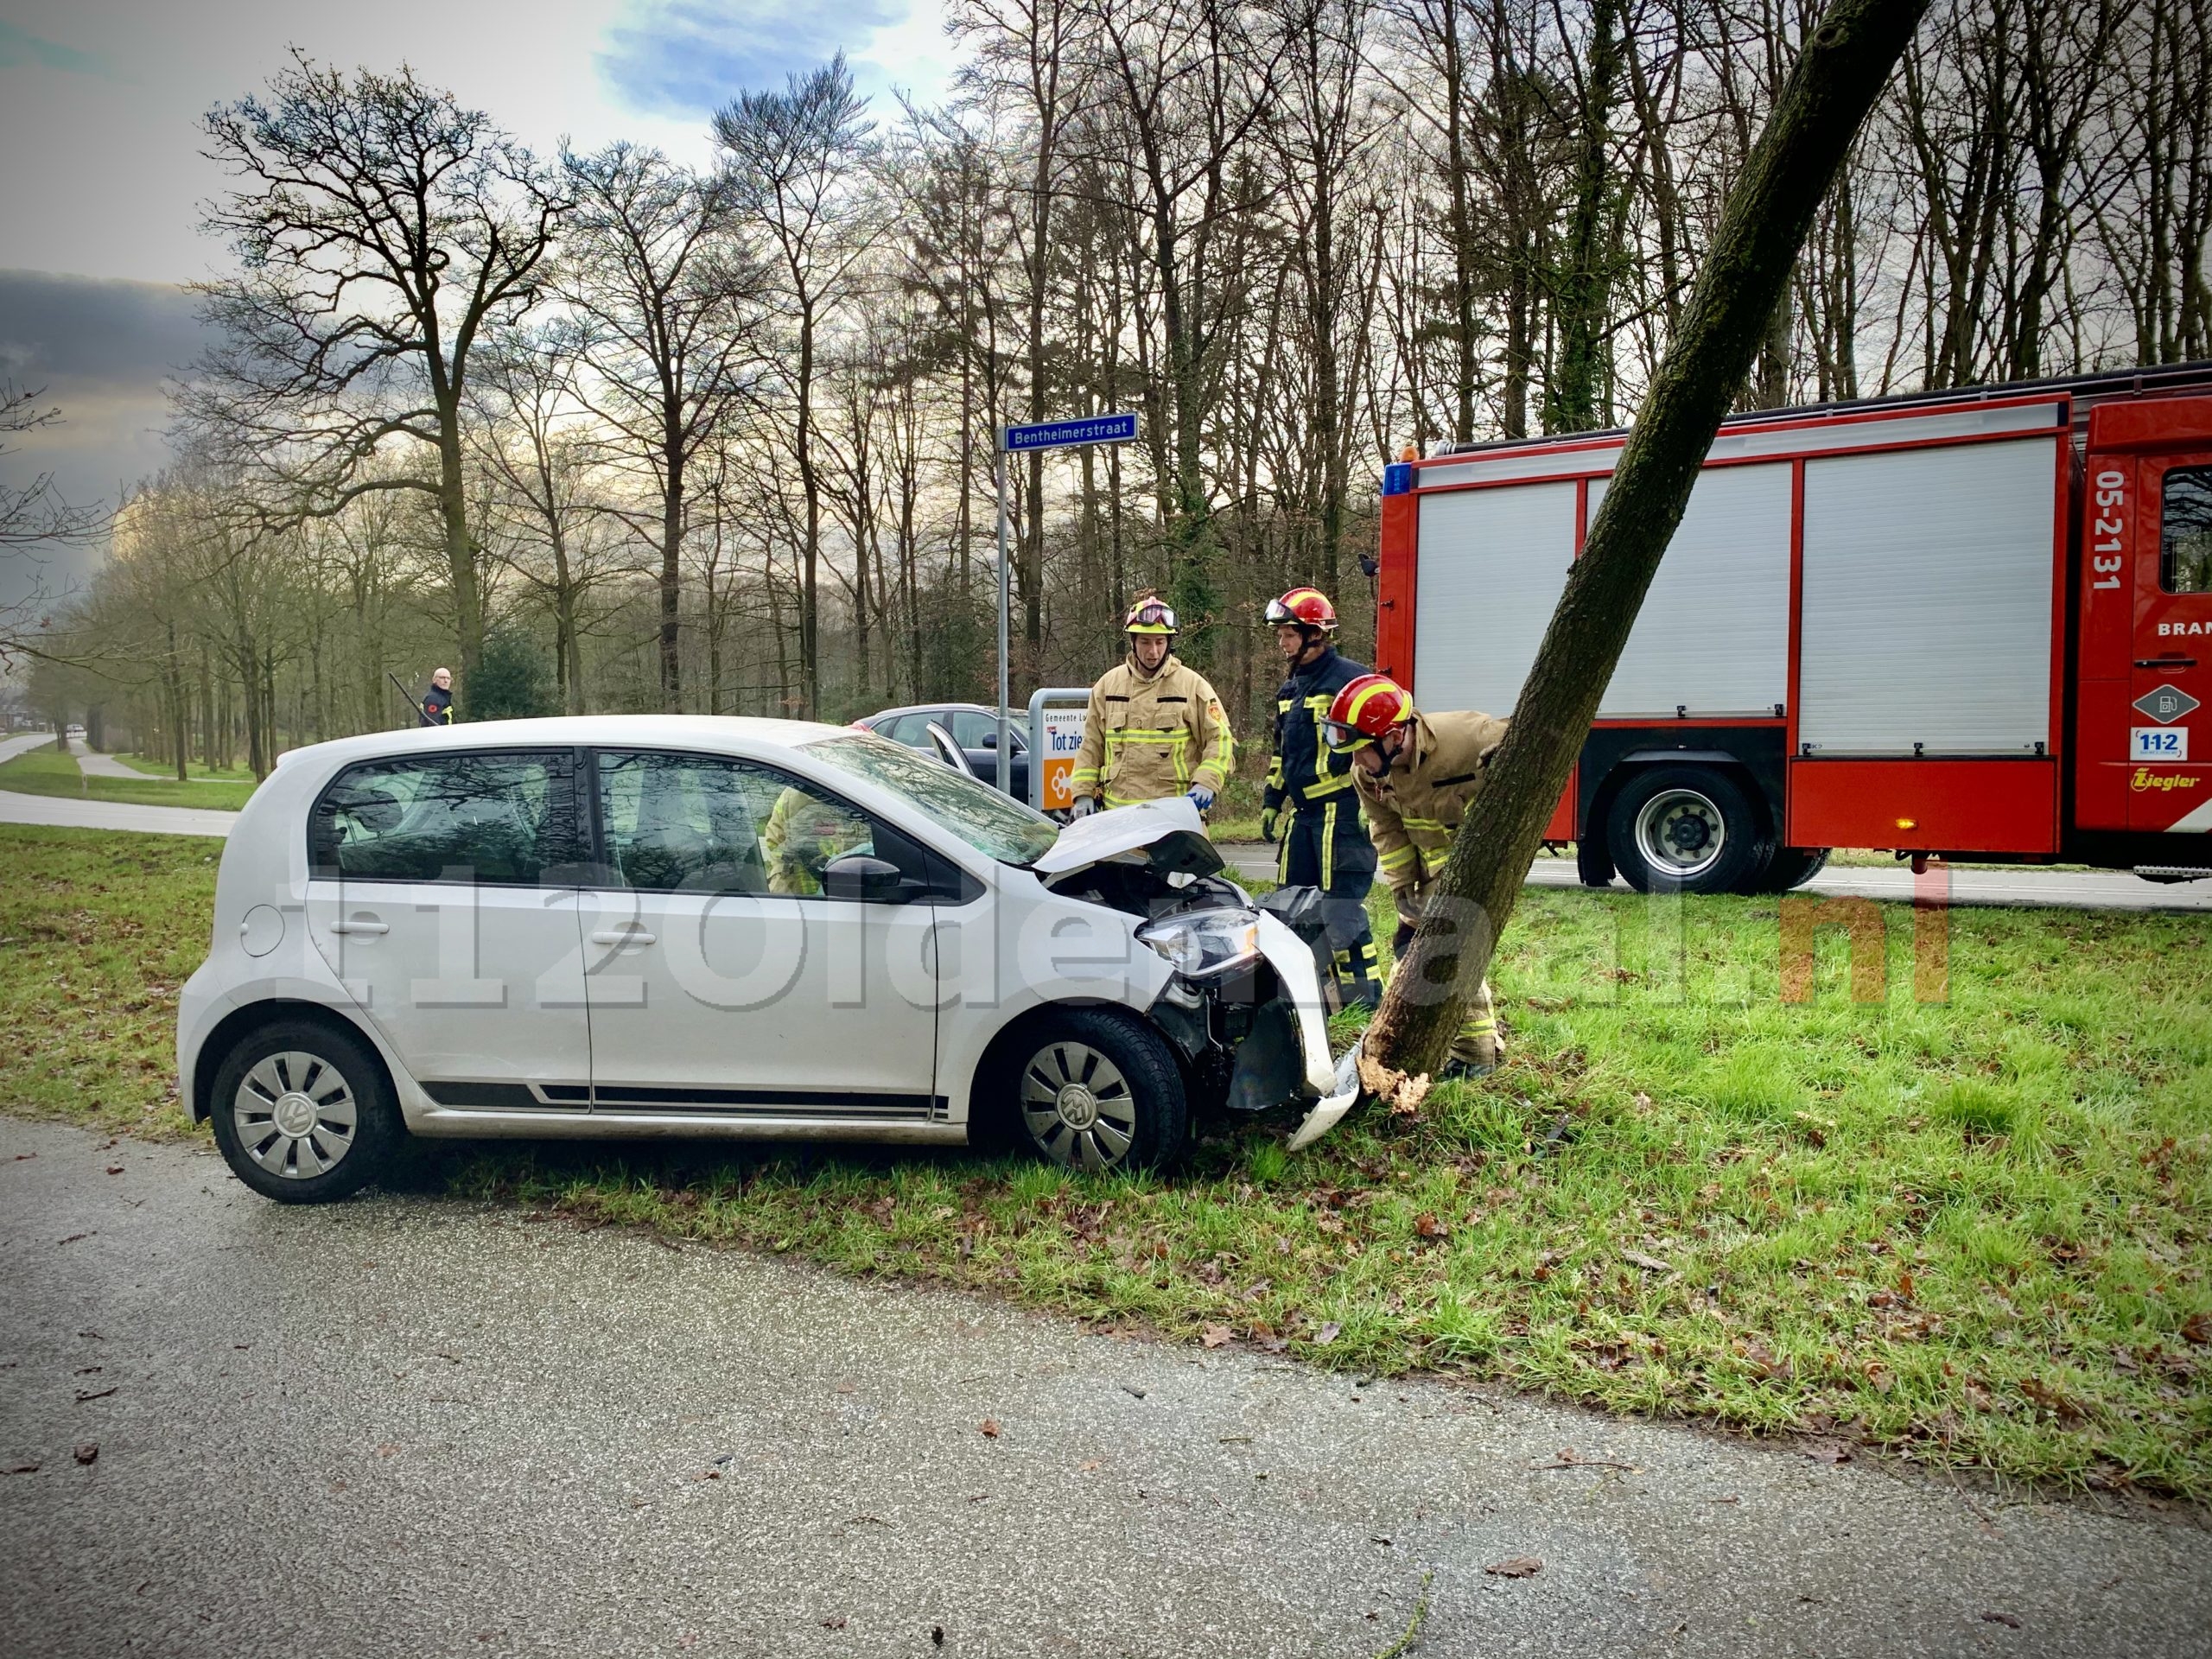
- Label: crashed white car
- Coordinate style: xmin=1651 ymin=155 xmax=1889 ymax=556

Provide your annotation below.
xmin=176 ymin=716 xmax=1357 ymax=1202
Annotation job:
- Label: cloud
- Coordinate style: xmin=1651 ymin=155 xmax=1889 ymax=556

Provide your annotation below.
xmin=597 ymin=0 xmax=910 ymax=117
xmin=0 ymin=19 xmax=118 ymax=79
xmin=0 ymin=270 xmax=209 ymax=609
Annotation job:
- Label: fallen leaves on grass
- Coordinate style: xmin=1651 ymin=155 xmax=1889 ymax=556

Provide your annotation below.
xmin=1621 ymin=1249 xmax=1673 ymax=1274
xmin=1201 ymin=1324 xmax=1232 ymax=1349
xmin=1313 ymin=1321 xmax=1343 ymax=1346
xmin=1800 ymin=1440 xmax=1853 ymax=1465
xmin=1484 ymin=1556 xmax=1543 ymax=1579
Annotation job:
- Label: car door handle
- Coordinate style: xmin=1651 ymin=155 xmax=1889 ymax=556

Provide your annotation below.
xmin=330 ymin=918 xmax=388 ymax=936
xmin=590 ymin=927 xmax=657 ymax=947
xmin=2136 ymin=658 xmax=2197 ymax=670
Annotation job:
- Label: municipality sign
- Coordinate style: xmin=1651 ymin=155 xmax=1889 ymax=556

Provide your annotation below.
xmin=1000 ymin=412 xmax=1139 ymax=454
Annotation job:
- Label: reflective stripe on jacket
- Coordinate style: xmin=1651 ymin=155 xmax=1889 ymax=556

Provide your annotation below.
xmin=1352 ymin=709 xmax=1510 ymax=925
xmin=1068 ymin=652 xmax=1236 ymax=806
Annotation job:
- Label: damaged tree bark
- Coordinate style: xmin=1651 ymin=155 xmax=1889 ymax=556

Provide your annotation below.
xmin=1361 ymin=0 xmax=1931 ymax=1088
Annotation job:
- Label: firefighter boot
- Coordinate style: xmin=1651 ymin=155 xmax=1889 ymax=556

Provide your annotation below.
xmin=1442 ymin=978 xmax=1503 ymax=1080
xmin=1332 ymin=932 xmax=1383 ymax=1010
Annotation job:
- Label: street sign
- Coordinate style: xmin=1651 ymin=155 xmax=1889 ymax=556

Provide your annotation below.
xmin=2134 ymin=684 xmax=2202 ymax=724
xmin=1000 ymin=412 xmax=1139 ymax=454
xmin=1027 ymin=690 xmax=1091 ymax=811
xmin=991 ymin=416 xmax=1140 ymax=795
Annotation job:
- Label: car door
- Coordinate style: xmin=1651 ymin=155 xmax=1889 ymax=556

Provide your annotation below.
xmin=2129 ymin=456 xmax=2212 ymax=831
xmin=581 ymin=749 xmax=944 ymax=1119
xmin=949 ymin=709 xmax=1027 ymax=798
xmin=302 ymin=748 xmax=593 ymax=1110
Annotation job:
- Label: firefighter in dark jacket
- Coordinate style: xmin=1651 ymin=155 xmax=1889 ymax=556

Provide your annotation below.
xmin=1260 ymin=588 xmax=1382 ymax=1007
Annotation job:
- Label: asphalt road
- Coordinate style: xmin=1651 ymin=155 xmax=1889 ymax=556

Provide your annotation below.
xmin=1220 ymin=845 xmax=2212 ymax=913
xmin=3 ymin=1116 xmax=2207 ymax=1658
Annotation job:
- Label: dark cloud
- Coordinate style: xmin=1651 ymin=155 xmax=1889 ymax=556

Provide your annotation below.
xmin=597 ymin=0 xmax=903 ymax=117
xmin=0 ymin=270 xmax=207 ymax=613
xmin=0 ymin=268 xmax=206 ymax=391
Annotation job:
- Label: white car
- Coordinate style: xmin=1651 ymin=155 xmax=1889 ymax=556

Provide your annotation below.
xmin=177 ymin=716 xmax=1357 ymax=1202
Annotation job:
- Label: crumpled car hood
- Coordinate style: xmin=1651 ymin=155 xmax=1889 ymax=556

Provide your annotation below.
xmin=1029 ymin=796 xmax=1224 ymax=880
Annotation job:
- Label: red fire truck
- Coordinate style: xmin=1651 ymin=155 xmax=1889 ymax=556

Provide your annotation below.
xmin=1373 ymin=364 xmax=2212 ymax=893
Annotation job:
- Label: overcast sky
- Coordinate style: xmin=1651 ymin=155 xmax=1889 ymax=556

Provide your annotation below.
xmin=0 ymin=0 xmax=959 ymax=614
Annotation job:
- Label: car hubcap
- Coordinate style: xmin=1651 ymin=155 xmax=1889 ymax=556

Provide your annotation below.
xmin=1635 ymin=788 xmax=1726 ymax=880
xmin=1020 ymin=1042 xmax=1137 ymax=1172
xmin=232 ymin=1050 xmax=358 ymax=1179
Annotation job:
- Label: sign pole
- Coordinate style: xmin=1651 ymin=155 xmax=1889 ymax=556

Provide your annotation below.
xmin=989 ymin=412 xmax=1140 ymax=803
xmin=993 ymin=439 xmax=1013 ymax=795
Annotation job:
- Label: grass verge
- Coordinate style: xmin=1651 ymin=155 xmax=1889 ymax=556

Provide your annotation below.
xmin=1 ymin=822 xmax=2205 ymax=1497
xmin=113 ymin=753 xmax=259 ymax=786
xmin=0 ymin=747 xmax=256 ymax=810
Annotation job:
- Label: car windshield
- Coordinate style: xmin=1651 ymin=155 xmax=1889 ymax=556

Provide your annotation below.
xmin=803 ymin=732 xmax=1060 ymax=866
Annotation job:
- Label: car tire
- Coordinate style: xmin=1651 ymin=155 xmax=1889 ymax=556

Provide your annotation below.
xmin=1757 ymin=845 xmax=1831 ymax=893
xmin=996 ymin=1007 xmax=1188 ymax=1174
xmin=1605 ymin=766 xmax=1766 ymax=895
xmin=207 ymin=1017 xmax=402 ymax=1204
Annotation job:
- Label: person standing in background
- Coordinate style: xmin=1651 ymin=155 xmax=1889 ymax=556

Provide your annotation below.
xmin=420 ymin=667 xmax=455 ymax=727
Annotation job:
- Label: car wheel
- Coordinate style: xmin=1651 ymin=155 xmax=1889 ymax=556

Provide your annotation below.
xmin=1005 ymin=1007 xmax=1187 ymax=1174
xmin=1757 ymin=845 xmax=1831 ymax=893
xmin=1605 ymin=766 xmax=1766 ymax=895
xmin=207 ymin=1018 xmax=401 ymax=1204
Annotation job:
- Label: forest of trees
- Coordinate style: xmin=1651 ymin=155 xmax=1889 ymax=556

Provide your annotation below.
xmin=16 ymin=0 xmax=2211 ymax=780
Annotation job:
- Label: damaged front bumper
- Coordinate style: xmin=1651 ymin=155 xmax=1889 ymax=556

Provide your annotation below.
xmin=1148 ymin=911 xmax=1360 ymax=1150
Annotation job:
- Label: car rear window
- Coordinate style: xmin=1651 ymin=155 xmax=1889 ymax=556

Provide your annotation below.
xmin=308 ymin=751 xmax=584 ymax=885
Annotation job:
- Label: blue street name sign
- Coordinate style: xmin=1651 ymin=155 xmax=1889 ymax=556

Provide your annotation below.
xmin=1000 ymin=411 xmax=1139 ymax=454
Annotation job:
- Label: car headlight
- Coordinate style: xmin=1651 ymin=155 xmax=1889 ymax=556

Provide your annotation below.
xmin=1136 ymin=908 xmax=1262 ymax=980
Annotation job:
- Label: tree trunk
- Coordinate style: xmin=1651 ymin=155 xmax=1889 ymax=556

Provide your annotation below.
xmin=1363 ymin=0 xmax=1931 ymax=1085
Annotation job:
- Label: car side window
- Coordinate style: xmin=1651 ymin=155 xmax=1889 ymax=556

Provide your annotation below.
xmin=2162 ymin=466 xmax=2212 ymax=594
xmin=949 ymin=710 xmax=994 ymax=749
xmin=308 ymin=752 xmax=583 ymax=885
xmin=594 ymin=751 xmax=880 ymax=898
xmin=881 ymin=713 xmax=930 ymax=747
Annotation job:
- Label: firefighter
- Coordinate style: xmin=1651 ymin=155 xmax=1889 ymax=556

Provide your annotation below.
xmin=1260 ymin=588 xmax=1382 ymax=1007
xmin=1067 ymin=593 xmax=1236 ymax=817
xmin=1324 ymin=673 xmax=1510 ymax=1077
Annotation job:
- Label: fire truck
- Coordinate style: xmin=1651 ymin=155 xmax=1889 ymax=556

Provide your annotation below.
xmin=1372 ymin=363 xmax=2212 ymax=893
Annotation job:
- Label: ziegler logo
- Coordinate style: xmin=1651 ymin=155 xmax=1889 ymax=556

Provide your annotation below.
xmin=2131 ymin=767 xmax=2202 ymax=792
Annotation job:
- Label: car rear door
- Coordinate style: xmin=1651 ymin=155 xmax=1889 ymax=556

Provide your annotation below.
xmin=302 ymin=748 xmax=594 ymax=1112
xmin=579 ymin=749 xmax=943 ymax=1120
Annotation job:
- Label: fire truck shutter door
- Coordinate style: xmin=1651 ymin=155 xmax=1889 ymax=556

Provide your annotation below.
xmin=1412 ymin=480 xmax=1576 ymax=715
xmin=1798 ymin=437 xmax=2059 ymax=756
xmin=1589 ymin=462 xmax=1791 ymax=718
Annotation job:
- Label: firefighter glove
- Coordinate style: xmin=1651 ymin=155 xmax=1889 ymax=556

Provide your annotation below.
xmin=1260 ymin=805 xmax=1280 ymax=843
xmin=1185 ymin=784 xmax=1216 ymax=812
xmin=1071 ymin=796 xmax=1098 ymax=820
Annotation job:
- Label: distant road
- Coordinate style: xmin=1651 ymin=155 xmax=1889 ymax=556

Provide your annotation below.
xmin=0 ymin=734 xmax=238 ymax=838
xmin=1219 ymin=842 xmax=2212 ymax=914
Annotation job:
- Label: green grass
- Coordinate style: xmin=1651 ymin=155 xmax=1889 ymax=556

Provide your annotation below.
xmin=1 ymin=822 xmax=2205 ymax=1497
xmin=0 ymin=747 xmax=257 ymax=810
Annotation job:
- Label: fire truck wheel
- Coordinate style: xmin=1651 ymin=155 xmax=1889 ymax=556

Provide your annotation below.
xmin=1606 ymin=766 xmax=1765 ymax=895
xmin=1756 ymin=845 xmax=1831 ymax=892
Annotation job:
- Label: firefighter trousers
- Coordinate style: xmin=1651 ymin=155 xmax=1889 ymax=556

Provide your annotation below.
xmin=1390 ymin=918 xmax=1502 ymax=1073
xmin=1278 ymin=800 xmax=1382 ymax=1008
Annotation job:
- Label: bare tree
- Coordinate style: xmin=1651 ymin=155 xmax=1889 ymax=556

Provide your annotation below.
xmin=185 ymin=54 xmax=567 ymax=705
xmin=715 ymin=56 xmax=876 ymax=717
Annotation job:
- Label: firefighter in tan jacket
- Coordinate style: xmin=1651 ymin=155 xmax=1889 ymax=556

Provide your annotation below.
xmin=1324 ymin=672 xmax=1510 ymax=1076
xmin=1067 ymin=594 xmax=1236 ymax=817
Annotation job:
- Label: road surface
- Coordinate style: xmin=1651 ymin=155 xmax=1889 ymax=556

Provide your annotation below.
xmin=0 ymin=734 xmax=2202 ymax=911
xmin=65 ymin=738 xmax=152 ymax=780
xmin=3 ymin=1116 xmax=2206 ymax=1658
xmin=1221 ymin=844 xmax=2212 ymax=914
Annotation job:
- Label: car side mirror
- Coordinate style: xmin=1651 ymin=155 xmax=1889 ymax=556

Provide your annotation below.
xmin=823 ymin=853 xmax=922 ymax=903
xmin=980 ymin=732 xmax=999 ymax=749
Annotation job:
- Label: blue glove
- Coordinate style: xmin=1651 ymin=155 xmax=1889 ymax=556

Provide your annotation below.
xmin=1186 ymin=785 xmax=1216 ymax=812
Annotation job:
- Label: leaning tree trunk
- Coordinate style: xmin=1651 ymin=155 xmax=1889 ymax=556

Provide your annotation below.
xmin=1363 ymin=0 xmax=1931 ymax=1087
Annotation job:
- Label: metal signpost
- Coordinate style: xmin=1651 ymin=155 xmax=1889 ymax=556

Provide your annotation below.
xmin=993 ymin=413 xmax=1140 ymax=794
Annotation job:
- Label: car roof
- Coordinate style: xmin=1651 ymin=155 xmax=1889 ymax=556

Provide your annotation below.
xmin=277 ymin=715 xmax=855 ymax=771
xmin=864 ymin=702 xmax=1002 ymax=721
